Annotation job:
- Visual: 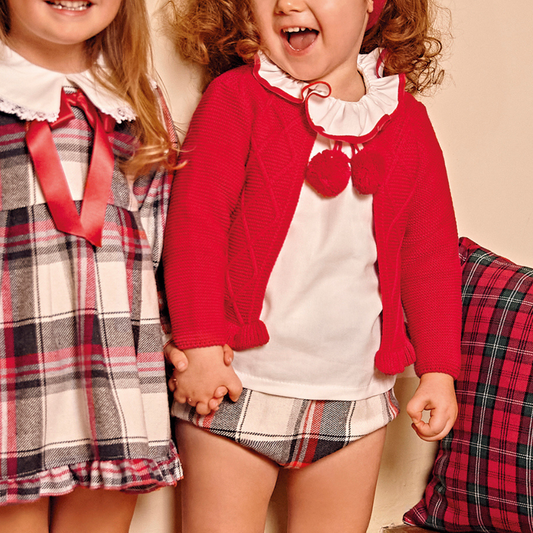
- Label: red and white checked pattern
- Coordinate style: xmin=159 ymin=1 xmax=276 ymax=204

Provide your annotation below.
xmin=0 ymin=94 xmax=181 ymax=504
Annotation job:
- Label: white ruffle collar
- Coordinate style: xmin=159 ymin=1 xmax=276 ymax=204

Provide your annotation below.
xmin=0 ymin=44 xmax=136 ymax=123
xmin=253 ymin=48 xmax=405 ymax=143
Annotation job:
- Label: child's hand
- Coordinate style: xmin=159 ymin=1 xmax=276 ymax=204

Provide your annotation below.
xmin=171 ymin=345 xmax=242 ymax=416
xmin=165 ymin=343 xmax=236 ymax=412
xmin=406 ymin=372 xmax=458 ymax=442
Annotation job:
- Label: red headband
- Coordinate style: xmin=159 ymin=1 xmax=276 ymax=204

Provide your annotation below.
xmin=366 ymin=0 xmax=387 ymax=30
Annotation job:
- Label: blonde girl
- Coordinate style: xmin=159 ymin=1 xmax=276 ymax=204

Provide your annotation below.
xmin=164 ymin=0 xmax=462 ymax=532
xmin=0 ymin=0 xmax=184 ymax=531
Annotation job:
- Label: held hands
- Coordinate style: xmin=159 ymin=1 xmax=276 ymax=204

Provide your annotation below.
xmin=406 ymin=372 xmax=458 ymax=442
xmin=165 ymin=343 xmax=242 ymax=416
xmin=165 ymin=342 xmax=234 ymax=412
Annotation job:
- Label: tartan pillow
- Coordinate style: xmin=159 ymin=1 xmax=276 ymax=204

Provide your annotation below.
xmin=404 ymin=236 xmax=533 ymax=533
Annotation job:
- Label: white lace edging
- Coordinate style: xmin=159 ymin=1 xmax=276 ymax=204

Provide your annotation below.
xmin=100 ymin=105 xmax=136 ymax=123
xmin=0 ymin=95 xmax=58 ymax=122
xmin=0 ymin=94 xmax=136 ymax=123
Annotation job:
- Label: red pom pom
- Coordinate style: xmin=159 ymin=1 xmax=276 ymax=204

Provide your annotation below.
xmin=305 ymin=149 xmax=351 ymax=198
xmin=351 ymin=149 xmax=385 ymax=195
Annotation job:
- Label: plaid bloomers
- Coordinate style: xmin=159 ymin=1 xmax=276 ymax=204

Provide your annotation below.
xmin=172 ymin=387 xmax=399 ymax=468
xmin=0 ymin=104 xmax=182 ymax=504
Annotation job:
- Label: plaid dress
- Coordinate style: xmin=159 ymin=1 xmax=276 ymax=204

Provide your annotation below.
xmin=0 ymin=93 xmax=182 ymax=504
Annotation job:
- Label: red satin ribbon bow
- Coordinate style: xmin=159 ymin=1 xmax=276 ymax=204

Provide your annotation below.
xmin=26 ymin=89 xmax=116 ymax=247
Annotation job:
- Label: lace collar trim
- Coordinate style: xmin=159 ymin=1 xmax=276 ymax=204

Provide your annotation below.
xmin=0 ymin=44 xmax=136 ymax=123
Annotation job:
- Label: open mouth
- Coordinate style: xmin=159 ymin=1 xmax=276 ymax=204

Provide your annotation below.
xmin=46 ymin=1 xmax=93 ymax=11
xmin=283 ymin=27 xmax=319 ymax=51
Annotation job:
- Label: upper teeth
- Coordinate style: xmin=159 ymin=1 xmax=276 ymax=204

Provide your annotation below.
xmin=50 ymin=1 xmax=91 ymax=10
xmin=283 ymin=27 xmax=312 ymax=33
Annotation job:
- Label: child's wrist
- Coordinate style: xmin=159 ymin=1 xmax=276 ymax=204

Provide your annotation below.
xmin=184 ymin=345 xmax=225 ymax=361
xmin=420 ymin=372 xmax=454 ymax=380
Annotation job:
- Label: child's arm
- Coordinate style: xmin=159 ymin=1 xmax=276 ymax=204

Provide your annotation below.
xmin=165 ymin=342 xmax=235 ymax=413
xmin=171 ymin=345 xmax=242 ymax=416
xmin=406 ymin=372 xmax=458 ymax=442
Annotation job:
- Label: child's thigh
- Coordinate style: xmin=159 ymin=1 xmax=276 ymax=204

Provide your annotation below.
xmin=177 ymin=421 xmax=279 ymax=533
xmin=0 ymin=498 xmax=49 ymax=533
xmin=50 ymin=487 xmax=138 ymax=533
xmin=286 ymin=426 xmax=387 ymax=533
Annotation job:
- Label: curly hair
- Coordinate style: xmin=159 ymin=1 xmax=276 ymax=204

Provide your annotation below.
xmin=165 ymin=0 xmax=448 ymax=95
xmin=362 ymin=0 xmax=447 ymax=93
xmin=0 ymin=0 xmax=177 ymax=177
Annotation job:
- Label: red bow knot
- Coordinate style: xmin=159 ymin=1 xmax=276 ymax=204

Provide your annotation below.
xmin=51 ymin=90 xmax=116 ymax=133
xmin=26 ymin=89 xmax=116 ymax=247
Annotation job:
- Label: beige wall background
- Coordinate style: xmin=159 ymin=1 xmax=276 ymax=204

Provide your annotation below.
xmin=131 ymin=1 xmax=533 ymax=531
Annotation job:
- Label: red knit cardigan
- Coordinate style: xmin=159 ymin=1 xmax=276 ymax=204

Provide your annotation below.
xmin=163 ymin=64 xmax=462 ymax=379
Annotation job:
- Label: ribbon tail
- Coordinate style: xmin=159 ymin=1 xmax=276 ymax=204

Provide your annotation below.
xmin=80 ymin=116 xmax=114 ymax=247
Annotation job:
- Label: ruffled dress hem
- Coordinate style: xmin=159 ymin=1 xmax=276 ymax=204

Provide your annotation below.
xmin=0 ymin=442 xmax=182 ymax=505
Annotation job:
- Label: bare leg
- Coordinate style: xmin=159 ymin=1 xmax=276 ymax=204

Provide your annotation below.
xmin=0 ymin=498 xmax=50 ymax=533
xmin=177 ymin=421 xmax=280 ymax=533
xmin=286 ymin=426 xmax=387 ymax=533
xmin=50 ymin=487 xmax=138 ymax=533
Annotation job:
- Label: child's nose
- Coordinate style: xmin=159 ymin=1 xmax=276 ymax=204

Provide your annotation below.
xmin=275 ymin=0 xmax=305 ymax=15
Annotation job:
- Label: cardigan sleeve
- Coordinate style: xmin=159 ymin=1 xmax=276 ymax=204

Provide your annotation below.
xmin=399 ymin=100 xmax=462 ymax=378
xmin=163 ymin=71 xmax=253 ymax=350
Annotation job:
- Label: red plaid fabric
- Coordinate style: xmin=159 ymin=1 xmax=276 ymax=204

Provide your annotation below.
xmin=0 ymin=92 xmax=182 ymax=505
xmin=173 ymin=387 xmax=399 ymax=468
xmin=404 ymin=237 xmax=533 ymax=532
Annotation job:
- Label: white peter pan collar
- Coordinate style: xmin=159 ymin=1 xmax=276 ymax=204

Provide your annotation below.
xmin=253 ymin=48 xmax=405 ymax=143
xmin=0 ymin=44 xmax=136 ymax=123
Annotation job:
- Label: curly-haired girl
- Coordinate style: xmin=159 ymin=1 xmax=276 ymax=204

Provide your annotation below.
xmin=164 ymin=1 xmax=462 ymax=531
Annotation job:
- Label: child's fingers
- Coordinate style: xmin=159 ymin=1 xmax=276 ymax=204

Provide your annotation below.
xmin=411 ymin=411 xmax=453 ymax=442
xmin=226 ymin=373 xmax=243 ymax=402
xmin=412 ymin=421 xmax=450 ymax=442
xmin=208 ymin=397 xmax=222 ymax=412
xmin=173 ymin=390 xmax=188 ymax=404
xmin=411 ymin=419 xmax=436 ymax=441
xmin=195 ymin=401 xmax=212 ymax=416
xmin=406 ymin=396 xmax=441 ymax=440
xmin=405 ymin=388 xmax=426 ymax=415
xmin=204 ymin=387 xmax=230 ymax=413
xmin=222 ymin=344 xmax=234 ymax=366
xmin=214 ymin=386 xmax=228 ymax=399
xmin=164 ymin=342 xmax=188 ymax=372
xmin=172 ymin=384 xmax=198 ymax=406
xmin=173 ymin=386 xmax=217 ymax=413
xmin=168 ymin=374 xmax=177 ymax=392
xmin=406 ymin=401 xmax=424 ymax=427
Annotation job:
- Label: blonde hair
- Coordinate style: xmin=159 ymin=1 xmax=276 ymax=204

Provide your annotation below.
xmin=165 ymin=0 xmax=447 ymax=95
xmin=1 ymin=0 xmax=177 ymax=176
